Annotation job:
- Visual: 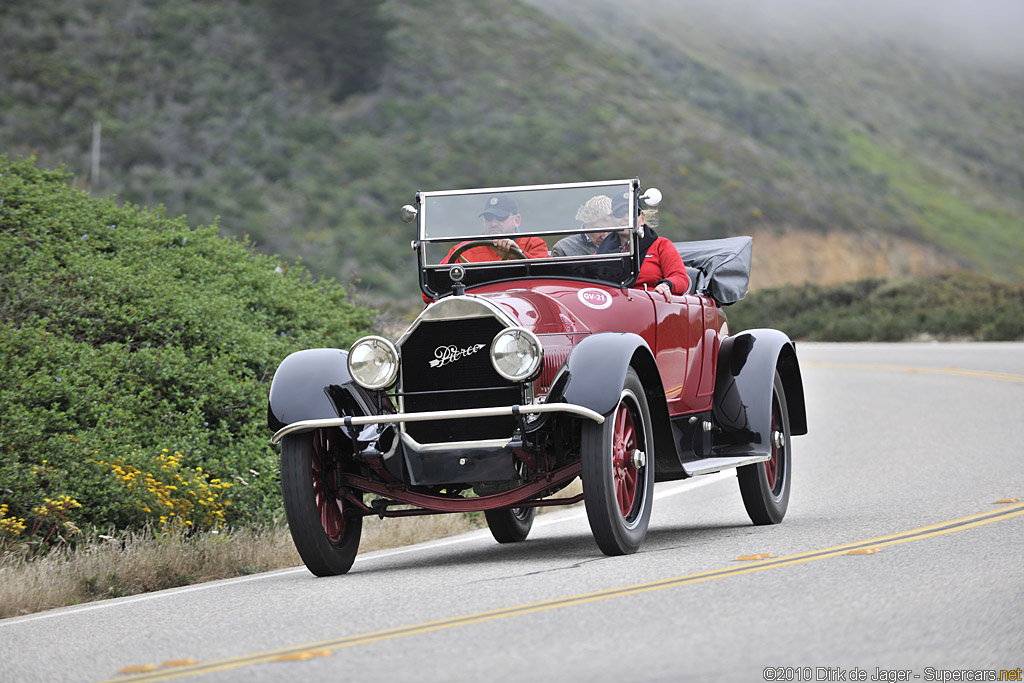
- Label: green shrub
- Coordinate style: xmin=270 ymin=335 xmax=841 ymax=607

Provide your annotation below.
xmin=0 ymin=157 xmax=373 ymax=547
xmin=728 ymin=273 xmax=1024 ymax=342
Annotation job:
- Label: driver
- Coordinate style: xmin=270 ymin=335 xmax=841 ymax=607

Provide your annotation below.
xmin=443 ymin=194 xmax=549 ymax=263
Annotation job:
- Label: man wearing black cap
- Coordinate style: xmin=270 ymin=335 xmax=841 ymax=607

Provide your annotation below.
xmin=443 ymin=194 xmax=548 ymax=263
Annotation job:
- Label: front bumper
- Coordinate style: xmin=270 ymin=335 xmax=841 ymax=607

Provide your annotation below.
xmin=270 ymin=402 xmax=605 ymax=445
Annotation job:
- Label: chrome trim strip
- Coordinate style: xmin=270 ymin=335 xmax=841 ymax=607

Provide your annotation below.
xmin=682 ymin=454 xmax=771 ymax=477
xmin=271 ymin=402 xmax=605 ymax=445
xmin=398 ymin=432 xmax=508 ymax=452
xmin=417 ymin=179 xmax=636 ymax=199
xmin=396 ymin=294 xmax=518 ymax=349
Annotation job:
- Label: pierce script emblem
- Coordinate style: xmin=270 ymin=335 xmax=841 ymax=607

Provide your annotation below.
xmin=430 ymin=344 xmax=485 ymax=368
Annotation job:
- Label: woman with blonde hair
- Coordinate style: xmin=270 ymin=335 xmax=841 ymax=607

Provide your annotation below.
xmin=550 ymin=194 xmax=618 ymax=257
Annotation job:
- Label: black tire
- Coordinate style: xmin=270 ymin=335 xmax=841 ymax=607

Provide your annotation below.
xmin=582 ymin=367 xmax=655 ymax=555
xmin=281 ymin=429 xmax=363 ymax=576
xmin=738 ymin=369 xmax=792 ymax=525
xmin=484 ymin=507 xmax=536 ymax=543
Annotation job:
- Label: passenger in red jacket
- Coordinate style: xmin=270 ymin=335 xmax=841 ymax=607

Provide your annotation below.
xmin=443 ymin=194 xmax=549 ymax=264
xmin=600 ymin=193 xmax=689 ymax=301
xmin=636 ymin=224 xmax=689 ymax=301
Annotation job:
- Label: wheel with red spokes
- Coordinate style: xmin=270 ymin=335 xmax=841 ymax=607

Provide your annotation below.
xmin=738 ymin=369 xmax=792 ymax=525
xmin=281 ymin=428 xmax=363 ymax=576
xmin=582 ymin=367 xmax=654 ymax=555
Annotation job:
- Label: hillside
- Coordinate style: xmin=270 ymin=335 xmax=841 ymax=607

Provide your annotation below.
xmin=528 ymin=0 xmax=1024 ymax=284
xmin=2 ymin=0 xmax=1022 ymax=300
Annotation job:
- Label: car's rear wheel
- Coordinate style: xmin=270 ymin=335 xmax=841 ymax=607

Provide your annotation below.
xmin=738 ymin=369 xmax=792 ymax=525
xmin=484 ymin=507 xmax=536 ymax=543
xmin=281 ymin=428 xmax=363 ymax=576
xmin=582 ymin=367 xmax=654 ymax=555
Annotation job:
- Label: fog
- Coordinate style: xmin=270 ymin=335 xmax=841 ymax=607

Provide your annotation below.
xmin=528 ymin=0 xmax=1024 ymax=70
xmin=734 ymin=0 xmax=1024 ymax=64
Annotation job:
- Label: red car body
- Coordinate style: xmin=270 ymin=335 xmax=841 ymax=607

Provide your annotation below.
xmin=268 ymin=180 xmax=807 ymax=576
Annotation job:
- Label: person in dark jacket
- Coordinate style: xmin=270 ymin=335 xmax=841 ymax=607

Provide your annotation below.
xmin=597 ymin=192 xmax=689 ymax=301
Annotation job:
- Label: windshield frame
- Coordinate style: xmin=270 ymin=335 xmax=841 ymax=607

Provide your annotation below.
xmin=413 ymin=179 xmax=644 ymax=299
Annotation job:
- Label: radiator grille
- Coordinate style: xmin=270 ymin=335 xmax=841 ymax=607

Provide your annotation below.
xmin=400 ymin=317 xmax=519 ymax=443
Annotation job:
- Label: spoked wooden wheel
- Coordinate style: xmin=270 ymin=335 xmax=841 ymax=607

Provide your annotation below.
xmin=281 ymin=428 xmax=363 ymax=576
xmin=582 ymin=367 xmax=655 ymax=555
xmin=738 ymin=369 xmax=792 ymax=525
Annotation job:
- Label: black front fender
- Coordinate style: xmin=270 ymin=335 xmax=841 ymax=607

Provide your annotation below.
xmin=713 ymin=329 xmax=807 ymax=458
xmin=268 ymin=348 xmax=356 ymax=432
xmin=556 ymin=333 xmax=678 ymax=476
xmin=559 ymin=333 xmax=659 ymax=417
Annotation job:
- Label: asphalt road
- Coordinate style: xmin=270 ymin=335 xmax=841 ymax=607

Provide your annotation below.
xmin=2 ymin=342 xmax=1022 ymax=683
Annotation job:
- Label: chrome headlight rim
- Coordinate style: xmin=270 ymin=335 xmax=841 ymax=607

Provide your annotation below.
xmin=347 ymin=335 xmax=400 ymax=390
xmin=490 ymin=326 xmax=543 ymax=382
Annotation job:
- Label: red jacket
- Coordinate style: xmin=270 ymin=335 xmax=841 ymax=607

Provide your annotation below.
xmin=442 ymin=236 xmax=549 ymax=263
xmin=636 ymin=236 xmax=689 ymax=294
xmin=423 ymin=236 xmax=551 ymax=303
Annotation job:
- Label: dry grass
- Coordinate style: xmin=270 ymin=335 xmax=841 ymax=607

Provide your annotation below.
xmin=0 ymin=481 xmax=583 ymax=620
xmin=0 ymin=525 xmax=302 ymax=620
xmin=0 ymin=516 xmax=484 ymax=620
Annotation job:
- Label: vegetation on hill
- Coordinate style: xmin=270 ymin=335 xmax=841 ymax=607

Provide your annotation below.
xmin=727 ymin=273 xmax=1024 ymax=342
xmin=1 ymin=0 xmax=1021 ymax=301
xmin=0 ymin=156 xmax=372 ymax=553
xmin=530 ymin=0 xmax=1024 ymax=282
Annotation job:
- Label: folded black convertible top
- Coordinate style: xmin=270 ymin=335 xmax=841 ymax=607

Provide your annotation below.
xmin=674 ymin=236 xmax=752 ymax=305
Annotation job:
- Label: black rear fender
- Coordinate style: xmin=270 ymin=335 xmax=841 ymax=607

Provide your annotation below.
xmin=713 ymin=329 xmax=807 ymax=458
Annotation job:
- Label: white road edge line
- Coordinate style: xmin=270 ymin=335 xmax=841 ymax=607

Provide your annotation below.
xmin=0 ymin=472 xmax=732 ymax=627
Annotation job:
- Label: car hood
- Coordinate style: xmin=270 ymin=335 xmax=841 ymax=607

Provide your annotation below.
xmin=476 ymin=288 xmax=590 ymax=335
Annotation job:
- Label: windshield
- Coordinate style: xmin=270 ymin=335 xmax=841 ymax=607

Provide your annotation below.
xmin=419 ymin=180 xmax=635 ymax=265
xmin=414 ymin=180 xmax=643 ymax=299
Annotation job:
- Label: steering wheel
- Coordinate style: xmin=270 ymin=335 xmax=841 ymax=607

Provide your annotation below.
xmin=448 ymin=239 xmax=528 ymax=264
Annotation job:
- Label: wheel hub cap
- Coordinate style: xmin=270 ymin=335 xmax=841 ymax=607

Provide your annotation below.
xmin=631 ymin=449 xmax=647 ymax=470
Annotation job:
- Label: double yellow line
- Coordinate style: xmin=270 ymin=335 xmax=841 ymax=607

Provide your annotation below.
xmin=104 ymin=501 xmax=1024 ymax=682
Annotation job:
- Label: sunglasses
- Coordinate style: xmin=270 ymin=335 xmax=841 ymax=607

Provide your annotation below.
xmin=482 ymin=213 xmax=512 ymax=222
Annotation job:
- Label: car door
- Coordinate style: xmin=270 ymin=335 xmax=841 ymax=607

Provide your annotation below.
xmin=650 ymin=292 xmax=717 ymax=416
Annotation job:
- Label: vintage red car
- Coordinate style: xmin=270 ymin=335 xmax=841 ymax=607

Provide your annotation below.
xmin=268 ymin=179 xmax=808 ymax=576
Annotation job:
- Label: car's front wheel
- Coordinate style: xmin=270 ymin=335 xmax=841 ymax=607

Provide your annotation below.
xmin=737 ymin=369 xmax=792 ymax=525
xmin=484 ymin=507 xmax=536 ymax=543
xmin=281 ymin=428 xmax=363 ymax=576
xmin=582 ymin=367 xmax=655 ymax=555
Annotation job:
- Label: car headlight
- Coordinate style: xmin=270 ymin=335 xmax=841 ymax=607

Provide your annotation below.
xmin=490 ymin=327 xmax=543 ymax=382
xmin=348 ymin=336 xmax=399 ymax=389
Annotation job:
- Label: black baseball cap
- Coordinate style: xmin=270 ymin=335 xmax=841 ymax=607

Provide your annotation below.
xmin=479 ymin=194 xmax=519 ymax=220
xmin=611 ymin=191 xmax=631 ymax=218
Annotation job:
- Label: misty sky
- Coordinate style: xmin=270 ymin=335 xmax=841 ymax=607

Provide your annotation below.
xmin=762 ymin=0 xmax=1024 ymax=64
xmin=532 ymin=0 xmax=1024 ymax=68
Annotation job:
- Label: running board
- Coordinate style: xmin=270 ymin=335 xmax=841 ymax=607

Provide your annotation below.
xmin=683 ymin=454 xmax=770 ymax=477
